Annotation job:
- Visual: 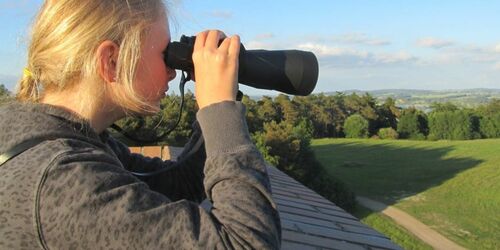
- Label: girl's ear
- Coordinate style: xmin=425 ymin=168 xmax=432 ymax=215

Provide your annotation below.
xmin=96 ymin=40 xmax=119 ymax=83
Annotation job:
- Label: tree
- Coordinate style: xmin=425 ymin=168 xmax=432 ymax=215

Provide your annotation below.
xmin=397 ymin=107 xmax=428 ymax=139
xmin=428 ymin=110 xmax=479 ymax=140
xmin=479 ymin=113 xmax=500 ymax=138
xmin=256 ymin=96 xmax=280 ymax=124
xmin=377 ymin=97 xmax=400 ymax=129
xmin=343 ymin=114 xmax=369 ymax=138
xmin=275 ymin=94 xmax=300 ymax=125
xmin=476 ymin=99 xmax=500 ymax=138
xmin=344 ymin=93 xmax=379 ymax=135
xmin=0 ymin=84 xmax=12 ymax=105
xmin=293 ymin=94 xmax=338 ymax=138
xmin=328 ymin=93 xmax=350 ymax=137
xmin=241 ymin=95 xmax=262 ymax=133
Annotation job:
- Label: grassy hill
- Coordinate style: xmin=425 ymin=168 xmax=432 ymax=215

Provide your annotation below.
xmin=311 ymin=138 xmax=500 ymax=250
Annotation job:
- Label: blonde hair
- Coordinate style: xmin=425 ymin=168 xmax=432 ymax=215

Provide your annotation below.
xmin=17 ymin=0 xmax=167 ymax=114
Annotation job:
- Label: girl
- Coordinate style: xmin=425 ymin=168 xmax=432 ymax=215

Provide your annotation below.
xmin=0 ymin=0 xmax=281 ymax=249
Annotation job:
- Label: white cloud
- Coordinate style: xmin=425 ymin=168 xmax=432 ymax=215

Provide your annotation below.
xmin=375 ymin=52 xmax=416 ymax=64
xmin=417 ymin=37 xmax=454 ymax=49
xmin=297 ymin=43 xmax=368 ymax=57
xmin=332 ymin=33 xmax=390 ymax=46
xmin=451 ymin=45 xmax=499 ymax=63
xmin=419 ymin=43 xmax=500 ymax=67
xmin=297 ymin=43 xmax=416 ymax=67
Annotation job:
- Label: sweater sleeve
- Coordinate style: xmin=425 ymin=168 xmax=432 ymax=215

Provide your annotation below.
xmin=106 ymin=122 xmax=207 ymax=203
xmin=37 ymin=101 xmax=281 ymax=249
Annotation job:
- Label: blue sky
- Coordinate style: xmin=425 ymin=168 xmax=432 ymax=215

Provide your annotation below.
xmin=1 ymin=0 xmax=499 ymax=95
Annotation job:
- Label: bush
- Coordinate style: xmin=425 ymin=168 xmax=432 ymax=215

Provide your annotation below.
xmin=480 ymin=114 xmax=500 ymax=138
xmin=252 ymin=119 xmax=356 ymax=212
xmin=306 ymin=166 xmax=356 ymax=211
xmin=344 ymin=114 xmax=369 ymax=138
xmin=251 ymin=132 xmax=279 ymax=166
xmin=410 ymin=133 xmax=427 ymax=140
xmin=378 ymin=127 xmax=399 ymax=139
xmin=252 ymin=120 xmax=312 ymax=180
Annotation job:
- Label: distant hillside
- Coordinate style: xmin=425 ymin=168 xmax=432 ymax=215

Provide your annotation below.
xmin=326 ymin=88 xmax=500 ymax=111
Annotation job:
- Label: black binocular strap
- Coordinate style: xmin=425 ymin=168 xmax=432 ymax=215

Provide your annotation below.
xmin=0 ymin=138 xmax=47 ymax=166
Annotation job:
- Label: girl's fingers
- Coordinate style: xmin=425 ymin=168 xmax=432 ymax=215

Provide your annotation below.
xmin=205 ymin=30 xmax=222 ymax=49
xmin=217 ymin=37 xmax=231 ymax=53
xmin=228 ymin=35 xmax=241 ymax=57
xmin=194 ymin=31 xmax=208 ymax=52
xmin=191 ymin=29 xmax=240 ymax=109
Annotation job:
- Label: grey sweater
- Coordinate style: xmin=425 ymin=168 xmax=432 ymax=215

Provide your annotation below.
xmin=0 ymin=101 xmax=281 ymax=249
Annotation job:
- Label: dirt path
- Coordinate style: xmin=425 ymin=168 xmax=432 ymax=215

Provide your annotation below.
xmin=357 ymin=196 xmax=466 ymax=250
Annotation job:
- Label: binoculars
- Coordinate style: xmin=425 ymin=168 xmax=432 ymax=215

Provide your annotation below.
xmin=164 ymin=35 xmax=319 ymax=96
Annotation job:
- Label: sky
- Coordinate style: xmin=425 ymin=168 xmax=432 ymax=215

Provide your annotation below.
xmin=1 ymin=0 xmax=499 ymax=96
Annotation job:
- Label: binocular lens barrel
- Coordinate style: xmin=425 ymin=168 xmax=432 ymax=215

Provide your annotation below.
xmin=164 ymin=35 xmax=319 ymax=96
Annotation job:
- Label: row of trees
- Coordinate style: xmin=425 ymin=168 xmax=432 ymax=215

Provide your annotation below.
xmin=241 ymin=92 xmax=500 ymax=141
xmin=343 ymin=100 xmax=500 ymax=141
xmin=3 ymin=84 xmax=497 ymax=142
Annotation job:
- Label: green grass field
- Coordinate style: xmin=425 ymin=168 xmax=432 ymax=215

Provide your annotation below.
xmin=311 ymin=138 xmax=500 ymax=250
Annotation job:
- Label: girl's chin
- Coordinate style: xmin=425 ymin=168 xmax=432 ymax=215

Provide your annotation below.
xmin=153 ymin=99 xmax=162 ymax=109
xmin=144 ymin=97 xmax=163 ymax=112
xmin=140 ymin=104 xmax=161 ymax=116
xmin=154 ymin=92 xmax=167 ymax=101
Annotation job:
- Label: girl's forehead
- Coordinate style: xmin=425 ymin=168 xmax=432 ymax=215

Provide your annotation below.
xmin=143 ymin=20 xmax=170 ymax=49
xmin=152 ymin=20 xmax=170 ymax=38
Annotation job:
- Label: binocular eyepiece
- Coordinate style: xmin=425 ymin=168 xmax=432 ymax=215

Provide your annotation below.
xmin=164 ymin=35 xmax=319 ymax=96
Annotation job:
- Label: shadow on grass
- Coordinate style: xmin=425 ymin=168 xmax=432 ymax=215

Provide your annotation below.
xmin=312 ymin=140 xmax=483 ymax=206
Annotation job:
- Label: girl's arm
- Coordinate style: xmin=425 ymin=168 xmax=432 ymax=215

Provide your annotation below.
xmin=38 ymin=102 xmax=281 ymax=249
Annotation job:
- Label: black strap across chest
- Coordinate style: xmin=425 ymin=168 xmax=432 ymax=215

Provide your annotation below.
xmin=0 ymin=138 xmax=47 ymax=166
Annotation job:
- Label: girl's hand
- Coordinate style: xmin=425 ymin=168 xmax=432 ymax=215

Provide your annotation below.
xmin=192 ymin=30 xmax=240 ymax=109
